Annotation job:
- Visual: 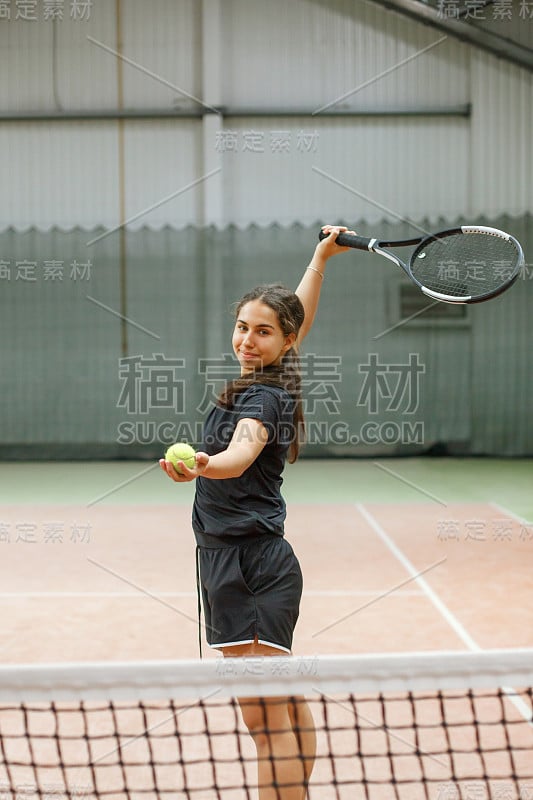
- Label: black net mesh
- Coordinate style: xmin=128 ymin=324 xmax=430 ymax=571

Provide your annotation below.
xmin=0 ymin=687 xmax=532 ymax=799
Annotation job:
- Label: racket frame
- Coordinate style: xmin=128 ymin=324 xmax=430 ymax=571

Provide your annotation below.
xmin=322 ymin=225 xmax=524 ymax=304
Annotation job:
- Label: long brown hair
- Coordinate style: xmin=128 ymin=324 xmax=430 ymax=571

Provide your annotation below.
xmin=218 ymin=284 xmax=305 ymax=463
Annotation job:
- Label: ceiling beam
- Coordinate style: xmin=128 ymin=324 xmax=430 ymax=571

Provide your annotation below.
xmin=367 ymin=0 xmax=533 ymax=72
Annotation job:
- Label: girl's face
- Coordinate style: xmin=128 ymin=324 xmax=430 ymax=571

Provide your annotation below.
xmin=232 ymin=299 xmax=296 ymax=374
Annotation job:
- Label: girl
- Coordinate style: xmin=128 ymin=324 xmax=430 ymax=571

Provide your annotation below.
xmin=160 ymin=225 xmax=353 ymax=800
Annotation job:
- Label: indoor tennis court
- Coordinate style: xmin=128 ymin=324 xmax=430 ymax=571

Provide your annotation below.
xmin=1 ymin=1 xmax=532 ymax=798
xmin=1 ymin=458 xmax=532 ymax=662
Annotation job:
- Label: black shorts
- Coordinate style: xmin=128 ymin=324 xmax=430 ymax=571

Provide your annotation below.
xmin=196 ymin=533 xmax=303 ymax=653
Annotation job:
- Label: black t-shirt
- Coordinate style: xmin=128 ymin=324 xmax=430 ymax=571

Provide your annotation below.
xmin=192 ymin=384 xmax=295 ymax=539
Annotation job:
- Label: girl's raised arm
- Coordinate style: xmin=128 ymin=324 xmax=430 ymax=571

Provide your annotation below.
xmin=295 ymin=225 xmax=354 ymax=344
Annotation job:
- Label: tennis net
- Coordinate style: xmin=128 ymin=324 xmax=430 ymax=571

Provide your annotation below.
xmin=0 ymin=649 xmax=532 ymax=800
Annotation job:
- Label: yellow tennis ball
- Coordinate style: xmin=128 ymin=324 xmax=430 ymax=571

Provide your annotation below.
xmin=165 ymin=443 xmax=196 ymax=474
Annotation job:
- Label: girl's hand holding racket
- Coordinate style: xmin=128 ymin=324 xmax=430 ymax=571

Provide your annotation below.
xmin=159 ymin=452 xmax=210 ymax=483
xmin=317 ymin=225 xmax=357 ymax=258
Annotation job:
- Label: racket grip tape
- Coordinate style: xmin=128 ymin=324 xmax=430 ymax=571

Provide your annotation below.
xmin=318 ymin=229 xmax=374 ymax=250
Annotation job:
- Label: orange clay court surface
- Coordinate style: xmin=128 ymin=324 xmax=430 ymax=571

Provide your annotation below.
xmin=0 ymin=457 xmax=531 ymax=663
xmin=0 ymin=458 xmax=532 ymax=800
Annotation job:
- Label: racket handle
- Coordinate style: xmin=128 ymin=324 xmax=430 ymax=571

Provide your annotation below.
xmin=318 ymin=229 xmax=374 ymax=250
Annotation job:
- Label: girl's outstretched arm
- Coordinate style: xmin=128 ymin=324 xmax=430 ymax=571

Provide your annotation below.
xmin=295 ymin=224 xmax=354 ymax=344
xmin=159 ymin=417 xmax=267 ymax=482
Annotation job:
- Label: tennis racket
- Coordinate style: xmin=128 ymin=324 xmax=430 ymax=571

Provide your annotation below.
xmin=319 ymin=225 xmax=524 ymax=304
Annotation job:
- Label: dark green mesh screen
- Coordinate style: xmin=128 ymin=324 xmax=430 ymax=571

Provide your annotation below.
xmin=0 ymin=216 xmax=531 ymax=459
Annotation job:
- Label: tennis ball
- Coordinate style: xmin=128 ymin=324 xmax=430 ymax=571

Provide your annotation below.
xmin=164 ymin=443 xmax=197 ymax=474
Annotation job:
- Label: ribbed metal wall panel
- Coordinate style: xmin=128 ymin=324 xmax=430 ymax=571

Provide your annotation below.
xmin=0 ymin=0 xmax=531 ymax=230
xmin=0 ymin=120 xmax=201 ymax=230
xmin=0 ymin=122 xmax=119 ymax=229
xmin=0 ymin=3 xmax=117 ymax=111
xmin=470 ymin=53 xmax=533 ymax=219
xmin=122 ymin=120 xmax=204 ymax=230
xmin=220 ymin=115 xmax=470 ymax=227
xmin=0 ymin=0 xmax=200 ymax=112
xmin=220 ymin=0 xmax=470 ymax=110
xmin=120 ymin=0 xmax=200 ymax=111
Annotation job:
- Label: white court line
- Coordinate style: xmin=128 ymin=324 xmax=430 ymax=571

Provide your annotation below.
xmin=356 ymin=503 xmax=479 ymax=650
xmin=306 ymin=589 xmax=424 ymax=597
xmin=490 ymin=501 xmax=531 ymax=526
xmin=355 ymin=503 xmax=533 ymax=725
xmin=0 ymin=589 xmax=425 ymax=599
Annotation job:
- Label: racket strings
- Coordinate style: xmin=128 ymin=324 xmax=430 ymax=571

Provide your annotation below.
xmin=410 ymin=233 xmax=521 ymax=298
